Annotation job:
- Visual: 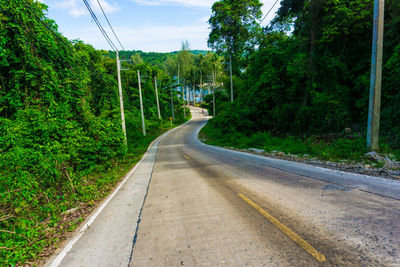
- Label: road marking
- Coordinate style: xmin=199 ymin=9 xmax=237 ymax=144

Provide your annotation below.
xmin=47 ymin=119 xmax=194 ymax=267
xmin=238 ymin=193 xmax=326 ymax=263
xmin=184 ymin=155 xmax=191 ymax=160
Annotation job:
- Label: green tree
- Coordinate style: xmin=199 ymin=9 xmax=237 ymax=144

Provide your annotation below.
xmin=0 ymin=1 xmax=188 ymax=265
xmin=209 ymin=0 xmax=400 ymax=150
xmin=131 ymin=53 xmax=144 ymax=65
xmin=177 ymin=40 xmax=194 ymax=81
xmin=208 ymin=0 xmax=262 ymax=74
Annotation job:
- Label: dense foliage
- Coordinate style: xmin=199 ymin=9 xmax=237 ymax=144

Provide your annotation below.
xmin=201 ymin=118 xmax=371 ymax=162
xmin=206 ymin=0 xmax=400 ymax=150
xmin=0 ymin=1 xmax=188 ymax=264
xmin=110 ymin=49 xmax=208 ymax=67
xmin=208 ymin=0 xmax=262 ymax=74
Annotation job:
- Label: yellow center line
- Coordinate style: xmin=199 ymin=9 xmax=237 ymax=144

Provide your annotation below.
xmin=184 ymin=155 xmax=191 ymax=160
xmin=238 ymin=193 xmax=326 ymax=263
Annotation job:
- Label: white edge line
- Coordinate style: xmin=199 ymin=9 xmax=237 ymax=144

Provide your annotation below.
xmin=48 ymin=118 xmax=193 ymax=267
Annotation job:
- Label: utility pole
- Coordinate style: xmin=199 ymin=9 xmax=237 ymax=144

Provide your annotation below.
xmin=193 ymin=67 xmax=196 ymax=106
xmin=200 ymin=68 xmax=203 ymax=104
xmin=367 ymin=0 xmax=385 ymax=151
xmin=154 ymin=76 xmax=161 ymax=119
xmin=116 ymin=51 xmax=127 ymax=147
xmin=188 ymin=84 xmax=191 ymax=106
xmin=230 ymin=55 xmax=233 ymax=102
xmin=183 ymin=80 xmax=186 ymax=119
xmin=187 ymin=82 xmax=189 ymax=105
xmin=178 ymin=64 xmax=186 ymax=118
xmin=212 ymin=70 xmax=216 ymax=117
xmin=138 ymin=70 xmax=146 ymax=136
xmin=188 ymin=84 xmax=190 ymax=105
xmin=170 ymin=83 xmax=175 ymax=120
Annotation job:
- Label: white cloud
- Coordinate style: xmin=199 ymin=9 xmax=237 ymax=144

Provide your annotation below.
xmin=133 ymin=0 xmax=280 ymax=26
xmin=51 ymin=0 xmax=119 ymax=18
xmin=133 ymin=0 xmax=214 ymax=8
xmin=45 ymin=0 xmax=280 ymax=52
xmin=93 ymin=0 xmax=119 ymax=14
xmin=133 ymin=0 xmax=280 ymax=22
xmin=199 ymin=16 xmax=209 ymax=23
xmin=66 ymin=0 xmax=279 ymax=51
xmin=62 ymin=24 xmax=209 ymax=52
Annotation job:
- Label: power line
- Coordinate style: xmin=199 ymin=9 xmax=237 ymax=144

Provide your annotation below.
xmin=259 ymin=0 xmax=279 ymax=25
xmin=82 ymin=0 xmax=118 ymax=52
xmin=81 ymin=1 xmax=127 ymax=144
xmin=96 ymin=0 xmax=125 ymax=51
xmin=22 ymin=0 xmax=117 ymax=78
xmin=83 ymin=0 xmax=117 ymax=51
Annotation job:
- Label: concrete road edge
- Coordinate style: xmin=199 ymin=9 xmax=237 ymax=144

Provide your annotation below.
xmin=193 ymin=115 xmax=400 ymax=200
xmin=45 ymin=118 xmax=193 ymax=267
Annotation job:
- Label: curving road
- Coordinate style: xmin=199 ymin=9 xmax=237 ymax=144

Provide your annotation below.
xmin=49 ymin=107 xmax=400 ymax=267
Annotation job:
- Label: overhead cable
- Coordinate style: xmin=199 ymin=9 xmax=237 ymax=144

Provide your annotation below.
xmin=82 ymin=0 xmax=118 ymax=52
xmin=259 ymin=0 xmax=279 ymax=25
xmin=96 ymin=0 xmax=125 ymax=51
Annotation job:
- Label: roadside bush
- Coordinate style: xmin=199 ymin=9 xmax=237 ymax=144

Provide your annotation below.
xmin=211 ymin=102 xmax=255 ymax=135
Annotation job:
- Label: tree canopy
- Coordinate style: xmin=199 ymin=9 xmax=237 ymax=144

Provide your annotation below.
xmin=208 ymin=0 xmax=262 ymax=74
xmin=205 ymin=0 xmax=400 ymax=149
xmin=0 ymin=1 xmax=191 ymax=264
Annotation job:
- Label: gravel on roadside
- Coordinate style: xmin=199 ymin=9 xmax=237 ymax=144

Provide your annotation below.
xmin=224 ymin=147 xmax=400 ymax=181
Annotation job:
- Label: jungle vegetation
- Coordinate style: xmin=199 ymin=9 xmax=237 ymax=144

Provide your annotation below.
xmin=2 ymin=0 xmax=400 ymax=264
xmin=202 ymin=0 xmax=400 ymax=159
xmin=0 ymin=1 xmax=210 ymax=264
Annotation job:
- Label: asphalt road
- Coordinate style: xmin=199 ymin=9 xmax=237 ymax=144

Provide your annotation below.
xmin=49 ymin=107 xmax=400 ymax=267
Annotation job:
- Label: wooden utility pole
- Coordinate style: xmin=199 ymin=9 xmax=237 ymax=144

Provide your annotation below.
xmin=367 ymin=0 xmax=384 ymax=151
xmin=116 ymin=51 xmax=127 ymax=147
xmin=154 ymin=76 xmax=161 ymax=119
xmin=138 ymin=70 xmax=146 ymax=136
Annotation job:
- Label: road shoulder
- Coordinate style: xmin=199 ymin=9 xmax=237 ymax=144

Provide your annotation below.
xmin=193 ymin=118 xmax=400 ymax=201
xmin=45 ymin=122 xmax=190 ymax=267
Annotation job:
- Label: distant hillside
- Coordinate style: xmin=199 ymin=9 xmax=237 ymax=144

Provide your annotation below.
xmin=109 ymin=50 xmax=209 ymax=66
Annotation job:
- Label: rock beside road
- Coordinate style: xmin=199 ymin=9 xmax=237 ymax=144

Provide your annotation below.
xmin=232 ymin=148 xmax=400 ymax=180
xmin=364 ymin=151 xmax=399 ymax=169
xmin=248 ymin=148 xmax=265 ymax=154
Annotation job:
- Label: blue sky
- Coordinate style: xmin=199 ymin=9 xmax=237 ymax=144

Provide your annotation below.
xmin=38 ymin=0 xmax=280 ymax=52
